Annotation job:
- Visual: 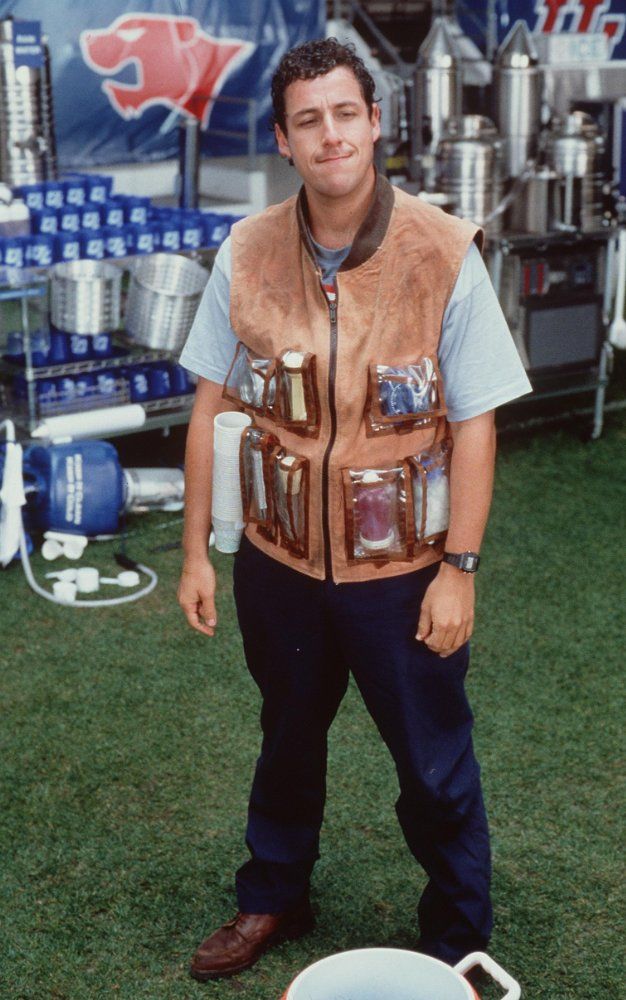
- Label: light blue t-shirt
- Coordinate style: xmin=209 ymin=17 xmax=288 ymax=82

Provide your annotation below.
xmin=180 ymin=236 xmax=531 ymax=422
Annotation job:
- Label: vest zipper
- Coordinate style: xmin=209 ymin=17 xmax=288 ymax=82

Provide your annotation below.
xmin=322 ymin=286 xmax=338 ymax=580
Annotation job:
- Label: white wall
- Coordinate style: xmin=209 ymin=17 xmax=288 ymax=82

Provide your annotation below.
xmin=78 ymin=153 xmax=300 ymax=214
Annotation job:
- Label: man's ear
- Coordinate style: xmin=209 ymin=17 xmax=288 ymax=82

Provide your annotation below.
xmin=275 ymin=123 xmax=291 ymax=160
xmin=370 ymin=102 xmax=381 ymax=144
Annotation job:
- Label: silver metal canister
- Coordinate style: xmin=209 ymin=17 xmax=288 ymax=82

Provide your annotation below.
xmin=124 ymin=253 xmax=209 ymax=352
xmin=507 ymin=167 xmax=556 ymax=234
xmin=123 ymin=467 xmax=185 ymax=513
xmin=50 ymin=260 xmax=122 ymax=335
xmin=0 ymin=19 xmax=57 ymax=185
xmin=413 ymin=17 xmax=461 ymax=190
xmin=542 ymin=111 xmax=606 ymax=231
xmin=436 ymin=115 xmax=504 ymax=233
xmin=494 ymin=20 xmax=542 ymax=179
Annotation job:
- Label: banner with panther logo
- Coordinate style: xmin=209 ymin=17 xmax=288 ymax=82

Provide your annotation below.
xmin=0 ymin=0 xmax=324 ymax=166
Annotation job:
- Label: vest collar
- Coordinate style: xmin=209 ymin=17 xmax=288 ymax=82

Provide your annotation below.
xmin=296 ymin=172 xmax=394 ymax=273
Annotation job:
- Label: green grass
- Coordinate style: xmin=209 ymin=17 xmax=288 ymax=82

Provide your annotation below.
xmin=1 ymin=410 xmax=625 ymax=999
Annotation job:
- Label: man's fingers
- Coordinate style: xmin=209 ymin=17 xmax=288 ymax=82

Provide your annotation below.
xmin=182 ymin=598 xmax=217 ymax=637
xmin=424 ymin=626 xmax=450 ymax=654
xmin=189 ymin=616 xmax=215 ymax=637
xmin=425 ymin=621 xmax=467 ymax=656
xmin=199 ymin=595 xmax=217 ymax=628
xmin=416 ymin=604 xmax=433 ymax=641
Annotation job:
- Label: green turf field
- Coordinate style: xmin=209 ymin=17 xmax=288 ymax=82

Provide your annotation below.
xmin=1 ymin=405 xmax=624 ymax=999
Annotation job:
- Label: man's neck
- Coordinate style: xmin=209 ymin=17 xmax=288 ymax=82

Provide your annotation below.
xmin=305 ymin=167 xmax=376 ymax=250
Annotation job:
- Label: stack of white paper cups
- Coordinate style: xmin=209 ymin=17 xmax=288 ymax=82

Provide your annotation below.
xmin=212 ymin=411 xmax=252 ymax=553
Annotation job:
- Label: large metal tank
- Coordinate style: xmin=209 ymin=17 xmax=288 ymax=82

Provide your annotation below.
xmin=542 ymin=111 xmax=606 ymax=231
xmin=494 ymin=20 xmax=542 ymax=179
xmin=436 ymin=115 xmax=504 ymax=233
xmin=0 ymin=18 xmax=57 ymax=185
xmin=413 ymin=17 xmax=461 ymax=189
xmin=372 ymin=66 xmax=405 ymax=174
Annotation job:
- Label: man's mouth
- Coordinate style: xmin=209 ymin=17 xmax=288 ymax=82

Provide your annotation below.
xmin=318 ymin=153 xmax=352 ymax=164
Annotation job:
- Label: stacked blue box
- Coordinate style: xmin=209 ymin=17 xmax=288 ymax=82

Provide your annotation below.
xmin=122 ymin=361 xmax=194 ymax=402
xmin=5 ymin=177 xmax=245 ymax=267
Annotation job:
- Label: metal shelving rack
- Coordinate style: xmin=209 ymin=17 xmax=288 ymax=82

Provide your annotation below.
xmin=0 ymin=252 xmax=215 ymax=439
xmin=487 ymin=227 xmax=616 ymax=439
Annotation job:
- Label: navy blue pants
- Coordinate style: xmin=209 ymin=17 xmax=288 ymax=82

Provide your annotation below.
xmin=232 ymin=536 xmax=492 ymax=964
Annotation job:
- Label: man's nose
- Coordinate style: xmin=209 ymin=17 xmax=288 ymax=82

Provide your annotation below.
xmin=320 ymin=112 xmax=341 ymax=144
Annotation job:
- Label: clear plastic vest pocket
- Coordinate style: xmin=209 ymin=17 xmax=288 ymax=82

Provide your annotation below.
xmin=223 ymin=342 xmax=277 ymax=417
xmin=409 ymin=439 xmax=451 ymax=543
xmin=342 ymin=439 xmax=452 ymax=563
xmin=272 ymin=449 xmax=309 ymax=558
xmin=275 ymin=349 xmax=320 ymax=436
xmin=239 ymin=428 xmax=310 ymax=559
xmin=342 ymin=464 xmax=415 ymax=562
xmin=366 ymin=357 xmax=445 ymax=435
xmin=240 ymin=426 xmax=280 ymax=532
xmin=224 ymin=343 xmax=320 ymax=436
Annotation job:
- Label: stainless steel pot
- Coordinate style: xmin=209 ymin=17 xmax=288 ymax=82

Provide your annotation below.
xmin=50 ymin=259 xmax=122 ymax=335
xmin=436 ymin=115 xmax=504 ymax=233
xmin=542 ymin=111 xmax=606 ymax=231
xmin=506 ymin=167 xmax=556 ymax=234
xmin=124 ymin=253 xmax=209 ymax=352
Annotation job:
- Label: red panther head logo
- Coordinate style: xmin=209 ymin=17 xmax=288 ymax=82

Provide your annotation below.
xmin=80 ymin=14 xmax=252 ymax=126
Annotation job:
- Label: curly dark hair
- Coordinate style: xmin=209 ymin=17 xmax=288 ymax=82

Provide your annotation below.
xmin=271 ymin=37 xmax=377 ymax=133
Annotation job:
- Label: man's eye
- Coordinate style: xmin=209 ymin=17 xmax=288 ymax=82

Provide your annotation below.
xmin=340 ymin=111 xmax=356 ymax=118
xmin=298 ymin=119 xmax=316 ymax=127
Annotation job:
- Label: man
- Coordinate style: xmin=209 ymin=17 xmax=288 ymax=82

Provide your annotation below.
xmin=178 ymin=38 xmax=531 ymax=982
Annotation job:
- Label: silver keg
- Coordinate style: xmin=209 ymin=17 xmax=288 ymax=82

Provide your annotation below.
xmin=413 ymin=17 xmax=461 ymax=189
xmin=494 ymin=20 xmax=542 ymax=179
xmin=436 ymin=115 xmax=504 ymax=233
xmin=542 ymin=111 xmax=605 ymax=231
xmin=0 ymin=18 xmax=57 ymax=186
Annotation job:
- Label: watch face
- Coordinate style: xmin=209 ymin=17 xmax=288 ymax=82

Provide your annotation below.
xmin=444 ymin=551 xmax=480 ymax=573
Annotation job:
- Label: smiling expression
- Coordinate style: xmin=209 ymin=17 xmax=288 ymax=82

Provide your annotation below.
xmin=274 ymin=66 xmax=381 ymax=201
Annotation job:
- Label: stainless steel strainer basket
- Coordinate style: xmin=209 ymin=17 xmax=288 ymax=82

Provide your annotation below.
xmin=124 ymin=253 xmax=209 ymax=351
xmin=50 ymin=259 xmax=122 ymax=334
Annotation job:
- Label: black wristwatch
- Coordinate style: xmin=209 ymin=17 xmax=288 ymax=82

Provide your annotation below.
xmin=442 ymin=551 xmax=481 ymax=574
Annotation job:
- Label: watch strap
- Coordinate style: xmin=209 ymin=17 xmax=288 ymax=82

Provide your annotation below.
xmin=443 ymin=551 xmax=481 ymax=573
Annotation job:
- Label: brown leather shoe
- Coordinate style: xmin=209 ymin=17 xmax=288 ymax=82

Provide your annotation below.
xmin=189 ymin=900 xmax=314 ymax=981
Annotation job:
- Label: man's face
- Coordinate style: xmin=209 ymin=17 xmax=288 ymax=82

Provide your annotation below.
xmin=275 ymin=66 xmax=380 ymax=200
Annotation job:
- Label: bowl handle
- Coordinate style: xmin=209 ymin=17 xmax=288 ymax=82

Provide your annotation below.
xmin=454 ymin=951 xmax=521 ymax=999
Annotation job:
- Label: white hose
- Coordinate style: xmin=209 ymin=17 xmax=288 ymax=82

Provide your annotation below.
xmin=3 ymin=418 xmax=159 ymax=607
xmin=18 ymin=521 xmax=158 ymax=606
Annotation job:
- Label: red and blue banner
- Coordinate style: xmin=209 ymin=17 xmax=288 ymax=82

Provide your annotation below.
xmin=494 ymin=0 xmax=626 ymax=57
xmin=0 ymin=1 xmax=324 ymax=167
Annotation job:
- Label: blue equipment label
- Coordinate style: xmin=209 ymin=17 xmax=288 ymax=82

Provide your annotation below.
xmin=13 ymin=21 xmax=44 ymax=68
xmin=65 ymin=453 xmax=84 ymax=527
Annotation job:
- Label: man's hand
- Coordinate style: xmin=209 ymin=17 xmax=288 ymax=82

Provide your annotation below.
xmin=416 ymin=562 xmax=475 ymax=657
xmin=178 ymin=558 xmax=218 ymax=637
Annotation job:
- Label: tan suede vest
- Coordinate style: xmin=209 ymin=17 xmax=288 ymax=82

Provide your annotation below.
xmin=228 ymin=175 xmax=481 ymax=583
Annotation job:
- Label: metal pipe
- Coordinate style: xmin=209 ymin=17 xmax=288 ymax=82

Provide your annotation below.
xmin=342 ymin=0 xmax=405 ymax=72
xmin=592 ymin=340 xmax=612 ymax=439
xmin=178 ymin=117 xmax=200 ymax=210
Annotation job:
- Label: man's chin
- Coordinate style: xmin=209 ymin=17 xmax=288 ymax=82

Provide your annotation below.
xmin=312 ymin=174 xmax=366 ymax=199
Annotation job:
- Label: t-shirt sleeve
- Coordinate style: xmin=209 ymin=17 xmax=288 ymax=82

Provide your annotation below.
xmin=178 ymin=236 xmax=239 ymax=384
xmin=438 ymin=241 xmax=532 ymax=422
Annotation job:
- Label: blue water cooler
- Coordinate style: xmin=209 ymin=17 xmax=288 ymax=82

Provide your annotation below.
xmin=24 ymin=441 xmax=126 ymax=536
